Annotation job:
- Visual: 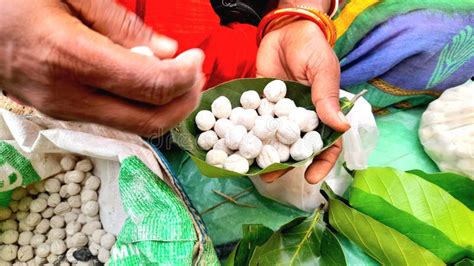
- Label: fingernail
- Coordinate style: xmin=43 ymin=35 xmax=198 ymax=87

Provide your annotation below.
xmin=338 ymin=111 xmax=350 ymax=126
xmin=151 ymin=35 xmax=177 ymax=54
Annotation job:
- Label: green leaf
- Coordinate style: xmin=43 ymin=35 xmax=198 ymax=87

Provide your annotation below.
xmin=170 ymin=78 xmax=355 ymax=177
xmin=350 ymin=167 xmax=474 ymax=258
xmin=350 ymin=187 xmax=470 ymax=262
xmin=455 ymin=258 xmax=474 ymax=266
xmin=248 ymin=210 xmax=346 ymax=266
xmin=329 ymin=199 xmax=445 ymax=266
xmin=407 ymin=170 xmax=474 ymax=210
xmin=225 ymin=224 xmax=273 ymax=266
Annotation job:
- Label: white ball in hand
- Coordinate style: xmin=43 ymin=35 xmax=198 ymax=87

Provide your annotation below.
xmin=211 ymin=96 xmax=232 ymax=119
xmin=237 ymin=109 xmax=258 ymax=131
xmin=303 ymin=131 xmax=323 ymax=153
xmin=276 ymin=120 xmax=301 ymax=145
xmin=198 ymin=131 xmax=218 ymax=151
xmin=263 ymin=80 xmax=287 ymax=102
xmin=239 ymin=134 xmax=263 ymax=159
xmin=258 ymin=98 xmax=275 ymax=116
xmin=214 ymin=118 xmax=234 ymax=138
xmin=224 ymin=125 xmax=247 ymax=150
xmin=195 ymin=110 xmax=216 ymax=131
xmin=274 ymin=98 xmax=297 ymax=117
xmin=224 ymin=154 xmax=249 ymax=174
xmin=206 ymin=150 xmax=228 ymax=167
xmin=290 ymin=139 xmax=313 ymax=161
xmin=256 ymin=145 xmax=280 ymax=168
xmin=240 ymin=90 xmax=261 ymax=109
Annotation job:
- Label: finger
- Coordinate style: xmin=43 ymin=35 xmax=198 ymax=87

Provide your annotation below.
xmin=47 ymin=13 xmax=204 ymax=105
xmin=64 ymin=0 xmax=177 ymax=58
xmin=309 ymin=49 xmax=350 ymax=133
xmin=304 ymin=139 xmax=342 ymax=184
xmin=260 ymin=168 xmax=293 ymax=183
xmin=33 ymin=75 xmax=204 ymax=136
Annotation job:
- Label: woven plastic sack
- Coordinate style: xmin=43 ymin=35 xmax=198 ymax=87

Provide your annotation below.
xmin=0 ymin=109 xmax=218 ymax=265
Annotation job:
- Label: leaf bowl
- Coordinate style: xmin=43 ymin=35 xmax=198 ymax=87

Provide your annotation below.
xmin=171 ymin=78 xmax=356 ymax=177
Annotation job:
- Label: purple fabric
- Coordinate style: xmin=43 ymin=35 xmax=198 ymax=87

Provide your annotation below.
xmin=340 ymin=9 xmax=474 ymax=91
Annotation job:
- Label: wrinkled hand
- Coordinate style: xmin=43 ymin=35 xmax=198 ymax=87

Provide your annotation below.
xmin=0 ymin=0 xmax=205 ymax=136
xmin=257 ymin=20 xmax=350 ymax=184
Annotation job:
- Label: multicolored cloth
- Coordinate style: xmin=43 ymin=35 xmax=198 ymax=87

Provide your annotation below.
xmin=335 ymin=0 xmax=474 ymax=110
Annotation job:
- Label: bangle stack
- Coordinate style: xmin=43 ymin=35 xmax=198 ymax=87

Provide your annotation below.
xmin=257 ymin=5 xmax=337 ymax=47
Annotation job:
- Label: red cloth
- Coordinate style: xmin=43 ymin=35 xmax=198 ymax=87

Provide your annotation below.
xmin=118 ymin=0 xmax=258 ymax=89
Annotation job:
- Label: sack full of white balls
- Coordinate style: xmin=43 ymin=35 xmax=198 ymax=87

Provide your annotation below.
xmin=0 ymin=109 xmax=206 ymax=265
xmin=172 ymin=78 xmax=357 ymax=177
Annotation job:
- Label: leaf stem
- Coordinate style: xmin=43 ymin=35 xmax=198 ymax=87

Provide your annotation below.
xmin=350 ymin=89 xmax=368 ymax=104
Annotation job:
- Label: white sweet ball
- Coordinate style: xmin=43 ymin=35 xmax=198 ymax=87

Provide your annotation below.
xmin=84 ymin=176 xmax=100 ymax=191
xmin=64 ymin=170 xmax=85 ymax=184
xmin=47 ymin=193 xmax=61 ymax=208
xmin=229 ymin=107 xmax=245 ymax=124
xmin=256 ymin=145 xmax=280 ymax=168
xmin=235 ymin=151 xmax=255 ymax=166
xmin=81 ymin=201 xmax=99 ymax=217
xmin=303 ymin=110 xmax=319 ymax=132
xmin=30 ymin=234 xmax=46 ymax=248
xmin=211 ymin=96 xmax=232 ymax=119
xmin=197 ymin=131 xmax=219 ymax=151
xmin=2 ymin=230 xmax=19 ymax=244
xmin=91 ymin=230 xmax=105 ymax=244
xmin=288 ymin=107 xmax=318 ymax=132
xmin=303 ymin=131 xmax=324 ymax=153
xmin=75 ymin=159 xmax=93 ymax=172
xmin=276 ymin=120 xmax=301 ymax=145
xmin=252 ymin=115 xmax=278 ymax=141
xmin=34 ymin=219 xmax=50 ymax=234
xmin=30 ymin=198 xmax=48 ymax=213
xmin=274 ymin=98 xmax=297 ymax=117
xmin=100 ymin=233 xmax=116 ymax=250
xmin=223 ymin=154 xmax=249 ymax=174
xmin=237 ymin=109 xmax=258 ymax=130
xmin=0 ymin=244 xmax=17 ymax=261
xmin=213 ymin=139 xmax=233 ymax=155
xmin=25 ymin=213 xmax=41 ymax=227
xmin=98 ymin=248 xmax=110 ymax=263
xmin=290 ymin=139 xmax=313 ymax=161
xmin=257 ymin=98 xmax=275 ymax=116
xmin=263 ymin=80 xmax=287 ymax=102
xmin=60 ymin=156 xmax=76 ymax=171
xmin=206 ymin=150 xmax=228 ymax=167
xmin=44 ymin=179 xmax=61 ymax=193
xmin=240 ymin=90 xmax=261 ymax=109
xmin=239 ymin=134 xmax=263 ymax=159
xmin=17 ymin=245 xmax=34 ymax=262
xmin=224 ymin=125 xmax=247 ymax=150
xmin=195 ymin=110 xmax=216 ymax=131
xmin=268 ymin=138 xmax=290 ymax=162
xmin=50 ymin=240 xmax=67 ymax=255
xmin=213 ymin=118 xmax=234 ymax=138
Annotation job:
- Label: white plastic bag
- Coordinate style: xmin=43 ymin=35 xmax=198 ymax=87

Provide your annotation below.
xmin=250 ymin=90 xmax=378 ymax=211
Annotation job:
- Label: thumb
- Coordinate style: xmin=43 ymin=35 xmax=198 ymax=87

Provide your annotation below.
xmin=64 ymin=0 xmax=177 ymax=58
xmin=310 ymin=52 xmax=350 ymax=132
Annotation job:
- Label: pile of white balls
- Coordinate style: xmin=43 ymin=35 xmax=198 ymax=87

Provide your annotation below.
xmin=0 ymin=156 xmax=115 ymax=265
xmin=196 ymin=80 xmax=323 ymax=174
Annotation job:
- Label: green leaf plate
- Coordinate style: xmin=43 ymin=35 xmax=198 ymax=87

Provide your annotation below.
xmin=171 ymin=78 xmax=355 ymax=177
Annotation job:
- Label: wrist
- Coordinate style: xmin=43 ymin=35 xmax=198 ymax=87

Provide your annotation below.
xmin=278 ymin=0 xmax=331 ymax=13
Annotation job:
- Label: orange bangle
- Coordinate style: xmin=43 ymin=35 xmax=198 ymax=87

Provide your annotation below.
xmin=257 ymin=7 xmax=337 ymax=47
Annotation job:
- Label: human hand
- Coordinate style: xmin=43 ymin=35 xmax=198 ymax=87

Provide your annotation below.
xmin=0 ymin=0 xmax=205 ymax=136
xmin=257 ymin=20 xmax=350 ymax=184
